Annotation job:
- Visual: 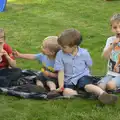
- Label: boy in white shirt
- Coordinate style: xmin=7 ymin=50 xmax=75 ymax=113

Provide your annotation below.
xmin=98 ymin=13 xmax=120 ymax=91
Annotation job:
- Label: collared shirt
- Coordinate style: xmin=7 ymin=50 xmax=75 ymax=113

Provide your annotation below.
xmin=54 ymin=47 xmax=92 ymax=85
xmin=35 ymin=53 xmax=55 ymax=72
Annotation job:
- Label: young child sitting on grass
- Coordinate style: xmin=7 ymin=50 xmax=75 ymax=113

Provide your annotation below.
xmin=0 ymin=28 xmax=21 ymax=87
xmin=54 ymin=28 xmax=118 ymax=104
xmin=85 ymin=14 xmax=120 ymax=104
xmin=94 ymin=13 xmax=120 ymax=92
xmin=14 ymin=36 xmax=61 ymax=92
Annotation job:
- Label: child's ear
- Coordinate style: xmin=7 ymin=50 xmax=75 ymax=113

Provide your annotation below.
xmin=73 ymin=45 xmax=77 ymax=48
xmin=51 ymin=51 xmax=56 ymax=56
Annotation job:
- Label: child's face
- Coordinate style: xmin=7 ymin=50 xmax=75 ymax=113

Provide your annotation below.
xmin=41 ymin=41 xmax=55 ymax=57
xmin=111 ymin=21 xmax=120 ymax=38
xmin=0 ymin=36 xmax=4 ymax=46
xmin=60 ymin=45 xmax=77 ymax=54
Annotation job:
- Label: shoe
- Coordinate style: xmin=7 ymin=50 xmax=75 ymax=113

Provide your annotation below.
xmin=98 ymin=92 xmax=118 ymax=104
xmin=47 ymin=90 xmax=61 ymax=99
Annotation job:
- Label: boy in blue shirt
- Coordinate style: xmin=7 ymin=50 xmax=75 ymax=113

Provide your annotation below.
xmin=54 ymin=29 xmax=92 ymax=94
xmin=54 ymin=28 xmax=118 ymax=104
xmin=14 ymin=36 xmax=61 ymax=91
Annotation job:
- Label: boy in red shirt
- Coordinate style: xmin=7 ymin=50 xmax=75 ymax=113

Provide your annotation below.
xmin=0 ymin=28 xmax=21 ymax=87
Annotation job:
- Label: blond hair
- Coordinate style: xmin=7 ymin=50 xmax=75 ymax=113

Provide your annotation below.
xmin=43 ymin=36 xmax=61 ymax=54
xmin=110 ymin=13 xmax=120 ymax=25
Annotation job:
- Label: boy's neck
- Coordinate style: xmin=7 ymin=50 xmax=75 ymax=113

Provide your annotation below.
xmin=72 ymin=46 xmax=78 ymax=56
xmin=47 ymin=55 xmax=55 ymax=60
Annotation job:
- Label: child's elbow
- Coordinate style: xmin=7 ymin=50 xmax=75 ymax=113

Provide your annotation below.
xmin=11 ymin=60 xmax=17 ymax=68
xmin=88 ymin=60 xmax=92 ymax=67
xmin=102 ymin=52 xmax=109 ymax=60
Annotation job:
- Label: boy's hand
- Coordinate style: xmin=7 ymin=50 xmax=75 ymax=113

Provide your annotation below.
xmin=43 ymin=70 xmax=58 ymax=78
xmin=2 ymin=50 xmax=9 ymax=57
xmin=56 ymin=87 xmax=64 ymax=92
xmin=13 ymin=50 xmax=21 ymax=58
xmin=112 ymin=38 xmax=120 ymax=46
xmin=0 ymin=51 xmax=4 ymax=57
xmin=114 ymin=65 xmax=119 ymax=73
xmin=43 ymin=70 xmax=50 ymax=77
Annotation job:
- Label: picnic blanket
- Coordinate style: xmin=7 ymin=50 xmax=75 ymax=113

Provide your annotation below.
xmin=0 ymin=69 xmax=110 ymax=100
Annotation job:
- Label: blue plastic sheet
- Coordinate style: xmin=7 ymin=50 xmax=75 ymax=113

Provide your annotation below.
xmin=0 ymin=0 xmax=7 ymax=12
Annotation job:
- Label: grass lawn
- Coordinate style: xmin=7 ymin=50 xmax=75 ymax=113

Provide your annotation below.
xmin=0 ymin=0 xmax=120 ymax=120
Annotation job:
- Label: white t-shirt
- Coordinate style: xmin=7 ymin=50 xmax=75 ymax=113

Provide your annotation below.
xmin=104 ymin=36 xmax=120 ymax=76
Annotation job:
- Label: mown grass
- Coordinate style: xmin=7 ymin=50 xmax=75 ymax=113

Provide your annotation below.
xmin=0 ymin=0 xmax=120 ymax=120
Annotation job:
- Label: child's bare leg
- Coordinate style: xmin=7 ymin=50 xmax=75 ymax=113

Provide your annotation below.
xmin=97 ymin=83 xmax=106 ymax=90
xmin=46 ymin=81 xmax=56 ymax=91
xmin=106 ymin=80 xmax=116 ymax=90
xmin=36 ymin=80 xmax=44 ymax=87
xmin=106 ymin=76 xmax=120 ymax=91
xmin=97 ymin=75 xmax=112 ymax=90
xmin=63 ymin=88 xmax=78 ymax=96
xmin=85 ymin=84 xmax=104 ymax=96
xmin=85 ymin=84 xmax=118 ymax=104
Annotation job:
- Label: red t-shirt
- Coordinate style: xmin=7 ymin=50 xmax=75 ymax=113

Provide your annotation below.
xmin=0 ymin=43 xmax=15 ymax=68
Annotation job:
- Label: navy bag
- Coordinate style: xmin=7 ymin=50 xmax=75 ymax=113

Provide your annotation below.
xmin=0 ymin=0 xmax=7 ymax=12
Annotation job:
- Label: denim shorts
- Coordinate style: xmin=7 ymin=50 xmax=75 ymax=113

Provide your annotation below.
xmin=64 ymin=76 xmax=95 ymax=90
xmin=97 ymin=75 xmax=120 ymax=88
xmin=77 ymin=76 xmax=95 ymax=90
xmin=64 ymin=83 xmax=76 ymax=90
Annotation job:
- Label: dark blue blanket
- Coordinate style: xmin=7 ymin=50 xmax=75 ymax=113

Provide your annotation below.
xmin=0 ymin=69 xmax=110 ymax=100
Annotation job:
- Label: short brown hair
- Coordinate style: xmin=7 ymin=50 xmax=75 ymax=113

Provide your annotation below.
xmin=110 ymin=13 xmax=120 ymax=25
xmin=44 ymin=36 xmax=61 ymax=54
xmin=0 ymin=28 xmax=5 ymax=39
xmin=58 ymin=28 xmax=82 ymax=47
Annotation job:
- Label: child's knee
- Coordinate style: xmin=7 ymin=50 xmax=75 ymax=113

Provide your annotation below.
xmin=36 ymin=80 xmax=44 ymax=87
xmin=47 ymin=81 xmax=56 ymax=86
xmin=63 ymin=88 xmax=77 ymax=96
xmin=98 ymin=83 xmax=106 ymax=90
xmin=63 ymin=88 xmax=71 ymax=96
xmin=84 ymin=84 xmax=93 ymax=91
xmin=106 ymin=81 xmax=116 ymax=90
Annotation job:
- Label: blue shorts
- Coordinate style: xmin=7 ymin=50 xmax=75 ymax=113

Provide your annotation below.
xmin=97 ymin=75 xmax=120 ymax=88
xmin=64 ymin=76 xmax=95 ymax=90
xmin=77 ymin=76 xmax=95 ymax=90
xmin=64 ymin=84 xmax=76 ymax=90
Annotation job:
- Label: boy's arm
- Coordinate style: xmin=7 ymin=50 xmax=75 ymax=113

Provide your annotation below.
xmin=114 ymin=54 xmax=120 ymax=72
xmin=17 ymin=53 xmax=36 ymax=60
xmin=14 ymin=50 xmax=36 ymax=60
xmin=85 ymin=50 xmax=92 ymax=67
xmin=42 ymin=70 xmax=57 ymax=78
xmin=57 ymin=70 xmax=64 ymax=92
xmin=54 ymin=51 xmax=64 ymax=91
xmin=102 ymin=38 xmax=120 ymax=59
xmin=102 ymin=44 xmax=113 ymax=59
xmin=43 ymin=70 xmax=64 ymax=90
xmin=3 ymin=50 xmax=16 ymax=68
